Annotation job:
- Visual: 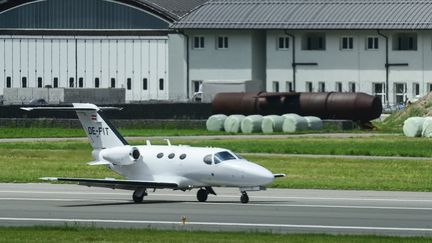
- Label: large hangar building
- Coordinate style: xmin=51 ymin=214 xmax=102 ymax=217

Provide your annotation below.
xmin=2 ymin=0 xmax=432 ymax=106
xmin=0 ymin=0 xmax=206 ymax=103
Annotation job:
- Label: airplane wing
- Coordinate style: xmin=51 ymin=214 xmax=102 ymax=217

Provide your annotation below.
xmin=41 ymin=177 xmax=179 ymax=190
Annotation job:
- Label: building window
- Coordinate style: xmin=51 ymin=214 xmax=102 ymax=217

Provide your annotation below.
xmin=394 ymin=83 xmax=407 ymax=104
xmin=336 ymin=82 xmax=342 ymax=92
xmin=22 ymin=77 xmax=27 ymax=88
xmin=278 ymin=37 xmax=289 ymax=50
xmin=193 ymin=36 xmax=205 ymax=49
xmin=340 ymin=37 xmax=354 ymax=50
xmin=373 ymin=83 xmax=386 ymax=104
xmin=217 ymin=36 xmax=228 ymax=49
xmin=272 ymin=81 xmax=280 ymax=92
xmin=143 ymin=78 xmax=148 ymax=90
xmin=111 ymin=78 xmax=115 ymax=88
xmin=53 ymin=77 xmax=58 ymax=88
xmin=78 ymin=77 xmax=83 ymax=88
xmin=127 ymin=78 xmax=131 ymax=90
xmin=413 ymin=83 xmax=420 ymax=96
xmin=6 ymin=76 xmax=11 ymax=88
xmin=286 ymin=81 xmax=293 ymax=92
xmin=367 ymin=37 xmax=379 ymax=50
xmin=428 ymin=83 xmax=432 ymax=92
xmin=318 ymin=82 xmax=325 ymax=92
xmin=393 ymin=34 xmax=417 ymax=51
xmin=349 ymin=82 xmax=356 ymax=92
xmin=38 ymin=77 xmax=43 ymax=88
xmin=192 ymin=80 xmax=202 ymax=93
xmin=306 ymin=82 xmax=313 ymax=92
xmin=95 ymin=78 xmax=100 ymax=88
xmin=159 ymin=78 xmax=164 ymax=90
xmin=69 ymin=78 xmax=74 ymax=88
xmin=302 ymin=33 xmax=326 ymax=50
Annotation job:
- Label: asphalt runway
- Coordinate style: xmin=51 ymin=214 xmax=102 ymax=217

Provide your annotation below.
xmin=0 ymin=184 xmax=431 ymax=236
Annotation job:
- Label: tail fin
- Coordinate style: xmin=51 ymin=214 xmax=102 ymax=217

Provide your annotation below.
xmin=21 ymin=103 xmax=127 ymax=149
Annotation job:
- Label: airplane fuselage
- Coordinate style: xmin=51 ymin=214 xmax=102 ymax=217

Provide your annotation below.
xmin=106 ymin=145 xmax=275 ymax=189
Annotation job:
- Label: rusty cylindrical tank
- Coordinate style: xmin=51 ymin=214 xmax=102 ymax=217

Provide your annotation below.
xmin=212 ymin=92 xmax=382 ymax=122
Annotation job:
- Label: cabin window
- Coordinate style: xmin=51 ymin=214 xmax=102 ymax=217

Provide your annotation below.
xmin=156 ymin=153 xmax=163 ymax=159
xmin=203 ymin=154 xmax=212 ymax=165
xmin=179 ymin=154 xmax=186 ymax=160
xmin=168 ymin=153 xmax=175 ymax=159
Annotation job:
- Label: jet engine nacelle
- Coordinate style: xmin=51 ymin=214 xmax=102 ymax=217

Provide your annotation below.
xmin=99 ymin=146 xmax=141 ymax=165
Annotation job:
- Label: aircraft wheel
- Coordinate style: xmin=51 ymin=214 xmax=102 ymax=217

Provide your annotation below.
xmin=197 ymin=188 xmax=208 ymax=202
xmin=132 ymin=190 xmax=146 ymax=203
xmin=240 ymin=192 xmax=249 ymax=204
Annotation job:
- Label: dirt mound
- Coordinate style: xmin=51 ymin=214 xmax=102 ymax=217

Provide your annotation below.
xmin=383 ymin=92 xmax=432 ymax=129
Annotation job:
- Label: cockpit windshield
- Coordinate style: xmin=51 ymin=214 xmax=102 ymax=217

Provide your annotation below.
xmin=214 ymin=151 xmax=237 ymax=164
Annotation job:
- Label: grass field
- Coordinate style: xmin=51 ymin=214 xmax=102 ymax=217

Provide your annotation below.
xmin=1 ymin=141 xmax=432 ymax=191
xmin=0 ymin=227 xmax=430 ymax=243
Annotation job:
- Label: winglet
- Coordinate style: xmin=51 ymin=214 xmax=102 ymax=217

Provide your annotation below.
xmin=273 ymin=173 xmax=286 ymax=178
xmin=40 ymin=177 xmax=59 ymax=181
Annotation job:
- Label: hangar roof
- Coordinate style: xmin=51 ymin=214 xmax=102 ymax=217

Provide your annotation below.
xmin=171 ymin=0 xmax=432 ymax=30
xmin=0 ymin=0 xmax=208 ymax=22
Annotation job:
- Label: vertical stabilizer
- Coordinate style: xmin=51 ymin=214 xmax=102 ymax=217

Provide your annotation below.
xmin=21 ymin=103 xmax=127 ymax=149
xmin=73 ymin=103 xmax=127 ymax=149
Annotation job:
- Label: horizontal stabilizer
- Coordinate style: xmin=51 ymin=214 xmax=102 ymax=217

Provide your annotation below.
xmin=21 ymin=104 xmax=122 ymax=112
xmin=87 ymin=161 xmax=112 ymax=166
xmin=40 ymin=177 xmax=179 ymax=190
xmin=273 ymin=173 xmax=286 ymax=178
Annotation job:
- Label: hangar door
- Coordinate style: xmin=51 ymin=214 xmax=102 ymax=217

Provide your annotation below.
xmin=0 ymin=36 xmax=168 ymax=101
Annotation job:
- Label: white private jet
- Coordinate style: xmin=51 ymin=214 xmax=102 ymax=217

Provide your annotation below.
xmin=22 ymin=103 xmax=285 ymax=204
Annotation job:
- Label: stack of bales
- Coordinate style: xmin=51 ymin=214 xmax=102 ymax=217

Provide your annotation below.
xmin=207 ymin=113 xmax=323 ymax=134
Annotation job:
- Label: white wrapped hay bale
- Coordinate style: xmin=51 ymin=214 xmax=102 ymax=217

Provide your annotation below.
xmin=421 ymin=117 xmax=432 ymax=137
xmin=261 ymin=115 xmax=284 ymax=133
xmin=304 ymin=116 xmax=323 ymax=130
xmin=206 ymin=114 xmax=228 ymax=132
xmin=282 ymin=113 xmax=308 ymax=133
xmin=224 ymin=115 xmax=246 ymax=133
xmin=403 ymin=117 xmax=425 ymax=137
xmin=241 ymin=115 xmax=263 ymax=134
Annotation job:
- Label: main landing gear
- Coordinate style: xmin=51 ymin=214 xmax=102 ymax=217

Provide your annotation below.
xmin=132 ymin=188 xmax=147 ymax=203
xmin=240 ymin=191 xmax=249 ymax=204
xmin=196 ymin=187 xmax=217 ymax=202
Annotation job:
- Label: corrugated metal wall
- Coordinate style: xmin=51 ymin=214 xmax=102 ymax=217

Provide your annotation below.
xmin=0 ymin=36 xmax=169 ymax=101
xmin=0 ymin=0 xmax=169 ymax=29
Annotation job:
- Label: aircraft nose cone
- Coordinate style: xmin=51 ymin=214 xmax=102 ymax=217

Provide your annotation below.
xmin=258 ymin=167 xmax=275 ymax=185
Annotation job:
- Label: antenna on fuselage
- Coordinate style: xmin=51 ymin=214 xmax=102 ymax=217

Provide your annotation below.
xmin=164 ymin=139 xmax=171 ymax=146
xmin=146 ymin=140 xmax=151 ymax=146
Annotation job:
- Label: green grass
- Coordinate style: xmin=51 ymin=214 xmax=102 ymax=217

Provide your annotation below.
xmin=1 ymin=142 xmax=432 ymax=191
xmin=0 ymin=128 xmax=228 ymax=138
xmin=0 ymin=226 xmax=430 ymax=243
xmin=166 ymin=136 xmax=432 ymax=157
xmin=3 ymin=135 xmax=432 ymax=157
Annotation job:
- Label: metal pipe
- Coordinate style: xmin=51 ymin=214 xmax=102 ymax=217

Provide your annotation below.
xmin=212 ymin=92 xmax=382 ymax=122
xmin=284 ymin=31 xmax=296 ymax=91
xmin=377 ymin=30 xmax=389 ymax=106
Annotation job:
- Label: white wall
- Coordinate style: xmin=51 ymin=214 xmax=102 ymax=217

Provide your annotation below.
xmin=187 ymin=30 xmax=253 ymax=80
xmin=0 ymin=35 xmax=170 ymax=103
xmin=266 ymin=30 xmax=432 ymax=105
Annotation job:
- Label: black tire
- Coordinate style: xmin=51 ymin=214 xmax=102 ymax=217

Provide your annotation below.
xmin=240 ymin=193 xmax=249 ymax=204
xmin=132 ymin=192 xmax=144 ymax=203
xmin=197 ymin=189 xmax=208 ymax=202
